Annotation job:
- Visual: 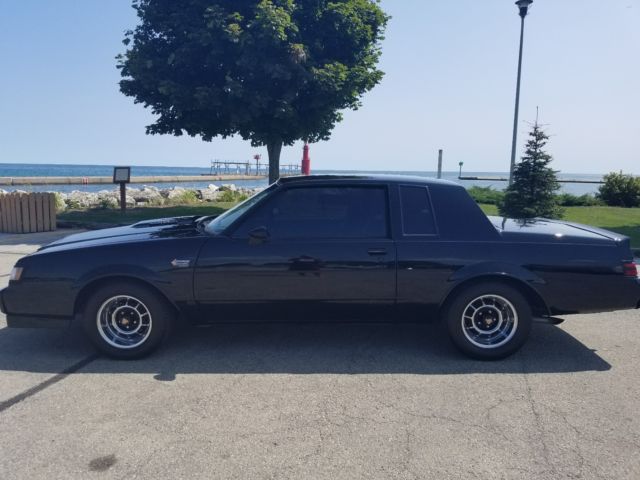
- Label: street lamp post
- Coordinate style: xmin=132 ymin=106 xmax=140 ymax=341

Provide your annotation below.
xmin=509 ymin=0 xmax=533 ymax=185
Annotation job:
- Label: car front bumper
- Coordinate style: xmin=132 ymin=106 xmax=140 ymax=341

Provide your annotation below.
xmin=0 ymin=287 xmax=71 ymax=328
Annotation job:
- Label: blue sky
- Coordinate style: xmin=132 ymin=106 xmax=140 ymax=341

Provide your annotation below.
xmin=1 ymin=0 xmax=638 ymax=174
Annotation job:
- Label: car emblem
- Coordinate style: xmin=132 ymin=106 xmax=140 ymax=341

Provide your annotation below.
xmin=171 ymin=259 xmax=191 ymax=268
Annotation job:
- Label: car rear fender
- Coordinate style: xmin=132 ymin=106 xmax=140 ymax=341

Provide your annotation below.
xmin=441 ymin=262 xmax=550 ymax=318
xmin=449 ymin=262 xmax=545 ymax=285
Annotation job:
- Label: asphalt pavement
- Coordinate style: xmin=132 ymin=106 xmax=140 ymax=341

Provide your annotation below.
xmin=0 ymin=230 xmax=639 ymax=479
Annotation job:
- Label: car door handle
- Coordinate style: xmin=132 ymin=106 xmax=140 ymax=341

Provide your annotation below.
xmin=296 ymin=257 xmax=318 ymax=263
xmin=367 ymin=248 xmax=388 ymax=256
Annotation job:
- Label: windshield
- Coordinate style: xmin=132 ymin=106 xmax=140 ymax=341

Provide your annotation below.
xmin=205 ymin=184 xmax=276 ymax=235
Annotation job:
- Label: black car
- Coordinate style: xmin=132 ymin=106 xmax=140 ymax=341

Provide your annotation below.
xmin=2 ymin=175 xmax=639 ymax=360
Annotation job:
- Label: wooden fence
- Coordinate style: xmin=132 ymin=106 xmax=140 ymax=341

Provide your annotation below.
xmin=0 ymin=192 xmax=57 ymax=234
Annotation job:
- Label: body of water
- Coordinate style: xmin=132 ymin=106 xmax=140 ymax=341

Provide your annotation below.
xmin=0 ymin=163 xmax=604 ymax=195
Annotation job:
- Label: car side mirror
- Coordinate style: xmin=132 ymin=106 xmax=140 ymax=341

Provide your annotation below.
xmin=248 ymin=226 xmax=270 ymax=244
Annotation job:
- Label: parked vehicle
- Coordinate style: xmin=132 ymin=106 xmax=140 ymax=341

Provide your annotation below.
xmin=2 ymin=175 xmax=639 ymax=360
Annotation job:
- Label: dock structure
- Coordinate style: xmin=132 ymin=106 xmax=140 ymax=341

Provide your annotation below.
xmin=458 ymin=176 xmax=604 ymax=185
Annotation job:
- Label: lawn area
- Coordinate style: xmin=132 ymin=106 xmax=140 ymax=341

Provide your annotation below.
xmin=58 ymin=203 xmax=236 ymax=225
xmin=480 ymin=204 xmax=640 ymax=248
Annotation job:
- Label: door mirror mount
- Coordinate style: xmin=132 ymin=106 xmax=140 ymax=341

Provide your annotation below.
xmin=248 ymin=226 xmax=270 ymax=244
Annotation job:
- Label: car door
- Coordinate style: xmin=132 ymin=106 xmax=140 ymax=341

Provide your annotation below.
xmin=394 ymin=184 xmax=452 ymax=320
xmin=194 ymin=183 xmax=396 ymax=321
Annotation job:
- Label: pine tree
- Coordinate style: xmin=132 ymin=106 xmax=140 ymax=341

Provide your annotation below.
xmin=499 ymin=123 xmax=563 ymax=219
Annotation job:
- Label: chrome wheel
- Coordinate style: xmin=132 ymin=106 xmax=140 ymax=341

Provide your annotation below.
xmin=96 ymin=295 xmax=153 ymax=349
xmin=461 ymin=294 xmax=518 ymax=349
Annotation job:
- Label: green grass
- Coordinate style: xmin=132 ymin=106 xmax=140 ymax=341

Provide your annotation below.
xmin=58 ymin=203 xmax=236 ymax=225
xmin=480 ymin=204 xmax=640 ymax=248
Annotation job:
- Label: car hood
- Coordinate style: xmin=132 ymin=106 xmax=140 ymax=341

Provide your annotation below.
xmin=39 ymin=216 xmax=206 ymax=252
xmin=488 ymin=216 xmax=629 ymax=247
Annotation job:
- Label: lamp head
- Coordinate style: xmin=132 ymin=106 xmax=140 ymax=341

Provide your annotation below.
xmin=515 ymin=0 xmax=533 ymax=18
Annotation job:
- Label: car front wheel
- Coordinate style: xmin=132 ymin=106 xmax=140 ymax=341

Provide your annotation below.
xmin=445 ymin=282 xmax=532 ymax=360
xmin=82 ymin=282 xmax=173 ymax=359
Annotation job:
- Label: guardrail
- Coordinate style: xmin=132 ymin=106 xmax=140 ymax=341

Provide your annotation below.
xmin=0 ymin=192 xmax=57 ymax=233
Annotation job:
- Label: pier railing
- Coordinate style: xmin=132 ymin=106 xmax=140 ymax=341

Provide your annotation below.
xmin=209 ymin=160 xmax=301 ymax=176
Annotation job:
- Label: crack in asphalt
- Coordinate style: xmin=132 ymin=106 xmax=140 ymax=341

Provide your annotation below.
xmin=0 ymin=353 xmax=99 ymax=413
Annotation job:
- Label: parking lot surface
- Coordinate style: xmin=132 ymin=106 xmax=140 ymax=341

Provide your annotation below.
xmin=1 ymin=231 xmax=639 ymax=479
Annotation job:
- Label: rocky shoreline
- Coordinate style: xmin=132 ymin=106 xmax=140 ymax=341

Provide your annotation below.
xmin=0 ymin=184 xmax=261 ymax=211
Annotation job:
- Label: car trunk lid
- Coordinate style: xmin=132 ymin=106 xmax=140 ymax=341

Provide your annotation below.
xmin=488 ymin=216 xmax=629 ymax=248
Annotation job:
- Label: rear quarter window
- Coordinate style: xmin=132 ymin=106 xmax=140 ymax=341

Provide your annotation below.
xmin=428 ymin=184 xmax=499 ymax=240
xmin=399 ymin=185 xmax=437 ymax=235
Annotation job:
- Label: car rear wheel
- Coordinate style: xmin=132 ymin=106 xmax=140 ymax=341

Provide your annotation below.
xmin=82 ymin=282 xmax=173 ymax=359
xmin=444 ymin=282 xmax=532 ymax=360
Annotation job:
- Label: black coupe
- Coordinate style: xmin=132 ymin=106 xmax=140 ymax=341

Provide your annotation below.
xmin=2 ymin=175 xmax=639 ymax=359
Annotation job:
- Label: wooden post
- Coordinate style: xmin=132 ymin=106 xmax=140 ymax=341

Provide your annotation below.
xmin=437 ymin=149 xmax=443 ymax=179
xmin=36 ymin=193 xmax=44 ymax=232
xmin=49 ymin=193 xmax=57 ymax=231
xmin=20 ymin=194 xmax=29 ymax=233
xmin=42 ymin=193 xmax=51 ymax=231
xmin=28 ymin=194 xmax=37 ymax=232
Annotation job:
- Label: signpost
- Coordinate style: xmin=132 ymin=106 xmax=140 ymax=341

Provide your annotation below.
xmin=113 ymin=167 xmax=131 ymax=213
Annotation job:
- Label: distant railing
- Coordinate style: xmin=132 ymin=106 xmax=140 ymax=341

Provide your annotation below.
xmin=209 ymin=160 xmax=301 ymax=176
xmin=0 ymin=192 xmax=57 ymax=233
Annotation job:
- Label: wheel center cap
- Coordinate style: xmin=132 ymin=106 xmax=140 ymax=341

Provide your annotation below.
xmin=476 ymin=308 xmax=500 ymax=331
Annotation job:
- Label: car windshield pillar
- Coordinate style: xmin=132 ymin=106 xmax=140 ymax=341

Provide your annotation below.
xmin=205 ymin=184 xmax=276 ymax=236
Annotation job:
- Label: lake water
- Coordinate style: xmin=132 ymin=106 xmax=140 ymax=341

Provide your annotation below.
xmin=0 ymin=163 xmax=604 ymax=195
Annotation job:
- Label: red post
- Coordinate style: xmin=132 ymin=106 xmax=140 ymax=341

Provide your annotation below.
xmin=301 ymin=143 xmax=311 ymax=175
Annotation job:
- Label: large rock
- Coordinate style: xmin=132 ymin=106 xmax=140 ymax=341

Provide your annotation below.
xmin=66 ymin=191 xmax=99 ymax=209
xmin=199 ymin=184 xmax=222 ymax=202
xmin=166 ymin=186 xmax=187 ymax=200
xmin=220 ymin=184 xmax=237 ymax=192
xmin=133 ymin=186 xmax=164 ymax=205
xmin=96 ymin=190 xmax=135 ymax=209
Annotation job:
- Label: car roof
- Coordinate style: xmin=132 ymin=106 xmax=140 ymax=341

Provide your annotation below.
xmin=278 ymin=174 xmax=461 ymax=187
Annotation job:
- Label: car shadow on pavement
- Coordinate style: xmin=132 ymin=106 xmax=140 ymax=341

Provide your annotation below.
xmin=0 ymin=321 xmax=611 ymax=376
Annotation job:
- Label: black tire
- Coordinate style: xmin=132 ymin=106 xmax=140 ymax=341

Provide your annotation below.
xmin=82 ymin=281 xmax=173 ymax=359
xmin=444 ymin=282 xmax=532 ymax=360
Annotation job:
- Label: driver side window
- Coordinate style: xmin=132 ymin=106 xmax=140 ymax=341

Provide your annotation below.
xmin=232 ymin=186 xmax=388 ymax=240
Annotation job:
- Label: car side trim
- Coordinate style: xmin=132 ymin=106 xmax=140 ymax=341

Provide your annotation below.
xmin=6 ymin=315 xmax=71 ymax=329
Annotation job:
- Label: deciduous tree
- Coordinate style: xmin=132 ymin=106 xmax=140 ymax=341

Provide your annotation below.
xmin=118 ymin=0 xmax=389 ymax=182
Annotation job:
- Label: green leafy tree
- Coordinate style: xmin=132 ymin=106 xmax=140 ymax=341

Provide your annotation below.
xmin=118 ymin=0 xmax=389 ymax=183
xmin=597 ymin=172 xmax=640 ymax=207
xmin=499 ymin=123 xmax=563 ymax=219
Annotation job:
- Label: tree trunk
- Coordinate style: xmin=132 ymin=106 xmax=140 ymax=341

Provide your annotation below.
xmin=266 ymin=140 xmax=283 ymax=184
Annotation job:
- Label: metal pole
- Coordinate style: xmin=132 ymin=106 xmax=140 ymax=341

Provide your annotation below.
xmin=119 ymin=182 xmax=127 ymax=213
xmin=509 ymin=15 xmax=526 ymax=185
xmin=437 ymin=150 xmax=443 ymax=179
